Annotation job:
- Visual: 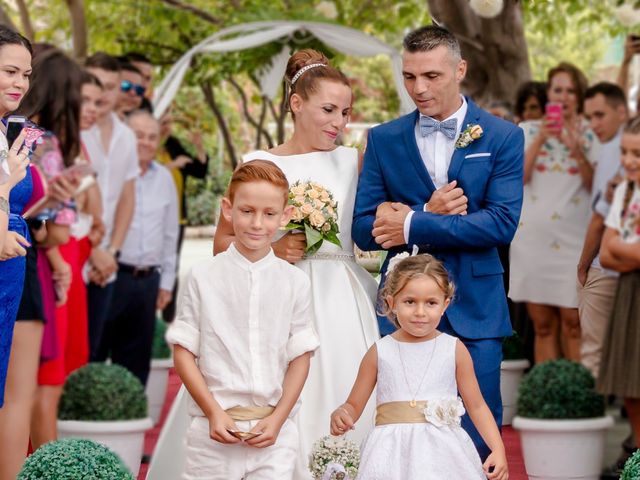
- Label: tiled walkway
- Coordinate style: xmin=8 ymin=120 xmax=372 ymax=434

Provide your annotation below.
xmin=137 ymin=369 xmax=528 ymax=479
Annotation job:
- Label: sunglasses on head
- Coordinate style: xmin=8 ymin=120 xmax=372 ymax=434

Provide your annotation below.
xmin=121 ymin=80 xmax=145 ymax=96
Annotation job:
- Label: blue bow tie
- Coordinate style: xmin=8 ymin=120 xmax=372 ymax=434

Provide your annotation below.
xmin=419 ymin=116 xmax=458 ymax=140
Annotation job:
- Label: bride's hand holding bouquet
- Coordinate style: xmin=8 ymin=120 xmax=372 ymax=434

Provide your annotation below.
xmin=284 ymin=180 xmax=341 ymax=256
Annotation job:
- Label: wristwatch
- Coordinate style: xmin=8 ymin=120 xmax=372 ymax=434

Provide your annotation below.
xmin=107 ymin=245 xmax=121 ymax=260
xmin=0 ymin=196 xmax=8 ymax=216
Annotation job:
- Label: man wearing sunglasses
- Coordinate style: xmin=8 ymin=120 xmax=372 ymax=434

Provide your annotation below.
xmin=116 ymin=62 xmax=146 ymax=119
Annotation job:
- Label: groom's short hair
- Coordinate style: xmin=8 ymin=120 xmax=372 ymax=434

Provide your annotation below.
xmin=403 ymin=26 xmax=461 ymax=62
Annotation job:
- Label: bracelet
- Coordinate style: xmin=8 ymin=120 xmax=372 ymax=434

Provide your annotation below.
xmin=0 ymin=196 xmax=8 ymax=216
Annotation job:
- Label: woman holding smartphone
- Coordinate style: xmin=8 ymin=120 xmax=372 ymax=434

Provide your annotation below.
xmin=509 ymin=62 xmax=596 ymax=364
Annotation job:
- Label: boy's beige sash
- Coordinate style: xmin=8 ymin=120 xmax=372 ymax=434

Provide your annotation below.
xmin=226 ymin=406 xmax=275 ymax=421
xmin=375 ymin=401 xmax=427 ymax=426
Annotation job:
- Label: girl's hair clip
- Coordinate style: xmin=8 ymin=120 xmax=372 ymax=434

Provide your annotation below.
xmin=386 ymin=245 xmax=419 ymax=275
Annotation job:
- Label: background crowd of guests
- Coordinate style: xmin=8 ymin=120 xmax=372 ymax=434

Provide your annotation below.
xmin=0 ymin=19 xmax=639 ymax=478
xmin=0 ymin=25 xmax=208 ymax=479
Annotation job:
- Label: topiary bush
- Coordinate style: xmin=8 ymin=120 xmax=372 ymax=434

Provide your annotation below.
xmin=18 ymin=438 xmax=134 ymax=479
xmin=59 ymin=363 xmax=147 ymax=421
xmin=152 ymin=317 xmax=172 ymax=359
xmin=517 ymin=359 xmax=605 ymax=419
xmin=502 ymin=330 xmax=526 ymax=361
xmin=622 ymin=450 xmax=640 ymax=480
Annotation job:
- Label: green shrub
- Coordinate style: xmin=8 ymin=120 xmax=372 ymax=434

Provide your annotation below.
xmin=502 ymin=330 xmax=526 ymax=361
xmin=18 ymin=438 xmax=134 ymax=479
xmin=59 ymin=363 xmax=147 ymax=421
xmin=516 ymin=359 xmax=605 ymax=419
xmin=622 ymin=450 xmax=640 ymax=480
xmin=152 ymin=317 xmax=172 ymax=359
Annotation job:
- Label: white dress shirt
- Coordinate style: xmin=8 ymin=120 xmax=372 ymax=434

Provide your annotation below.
xmin=589 ymin=129 xmax=622 ymax=273
xmin=403 ymin=96 xmax=468 ymax=243
xmin=81 ymin=112 xmax=140 ymax=248
xmin=166 ymin=243 xmax=320 ymax=418
xmin=119 ymin=161 xmax=179 ymax=291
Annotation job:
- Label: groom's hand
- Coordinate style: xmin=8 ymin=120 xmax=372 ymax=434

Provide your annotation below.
xmin=426 ymin=180 xmax=468 ymax=215
xmin=372 ymin=202 xmax=411 ymax=249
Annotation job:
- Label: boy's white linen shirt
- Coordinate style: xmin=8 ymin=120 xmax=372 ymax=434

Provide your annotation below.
xmin=166 ymin=243 xmax=320 ymax=418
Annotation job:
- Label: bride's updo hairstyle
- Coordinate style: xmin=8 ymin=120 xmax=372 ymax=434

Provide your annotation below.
xmin=379 ymin=254 xmax=455 ymax=328
xmin=285 ymin=49 xmax=350 ymax=118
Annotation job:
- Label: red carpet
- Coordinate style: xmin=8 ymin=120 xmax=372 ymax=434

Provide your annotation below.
xmin=138 ymin=369 xmax=528 ymax=479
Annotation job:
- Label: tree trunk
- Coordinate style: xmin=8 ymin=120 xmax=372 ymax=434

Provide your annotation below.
xmin=65 ymin=0 xmax=88 ymax=60
xmin=0 ymin=5 xmax=16 ymax=30
xmin=16 ymin=0 xmax=34 ymax=41
xmin=200 ymin=80 xmax=238 ymax=169
xmin=427 ymin=0 xmax=530 ymax=107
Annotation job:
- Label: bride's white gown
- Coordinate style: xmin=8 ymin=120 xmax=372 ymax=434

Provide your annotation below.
xmin=147 ymin=146 xmax=380 ymax=479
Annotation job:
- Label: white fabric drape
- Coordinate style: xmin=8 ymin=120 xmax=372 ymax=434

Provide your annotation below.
xmin=153 ymin=20 xmax=414 ymax=117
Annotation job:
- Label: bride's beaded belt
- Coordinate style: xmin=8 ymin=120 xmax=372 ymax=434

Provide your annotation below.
xmin=303 ymin=252 xmax=355 ymax=261
xmin=225 ymin=406 xmax=275 ymax=421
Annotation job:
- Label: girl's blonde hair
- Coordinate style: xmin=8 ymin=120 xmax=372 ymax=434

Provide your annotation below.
xmin=621 ymin=116 xmax=640 ymax=219
xmin=379 ymin=254 xmax=455 ymax=328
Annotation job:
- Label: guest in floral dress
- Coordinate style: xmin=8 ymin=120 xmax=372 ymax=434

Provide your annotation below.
xmin=510 ymin=63 xmax=598 ymax=364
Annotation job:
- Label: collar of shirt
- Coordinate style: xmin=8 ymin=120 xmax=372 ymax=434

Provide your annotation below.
xmin=227 ymin=242 xmax=277 ymax=272
xmin=416 ymin=95 xmax=468 ymax=138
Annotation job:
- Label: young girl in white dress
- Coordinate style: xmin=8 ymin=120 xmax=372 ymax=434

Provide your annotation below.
xmin=331 ymin=253 xmax=508 ymax=480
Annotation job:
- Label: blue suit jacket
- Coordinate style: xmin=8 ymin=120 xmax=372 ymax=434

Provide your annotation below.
xmin=352 ymin=98 xmax=524 ymax=338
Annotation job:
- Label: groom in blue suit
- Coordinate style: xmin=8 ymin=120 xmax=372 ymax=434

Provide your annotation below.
xmin=352 ymin=25 xmax=524 ymax=460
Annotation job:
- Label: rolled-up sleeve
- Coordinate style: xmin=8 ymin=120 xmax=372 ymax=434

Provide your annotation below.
xmin=286 ymin=275 xmax=320 ymax=362
xmin=166 ymin=272 xmax=201 ymax=355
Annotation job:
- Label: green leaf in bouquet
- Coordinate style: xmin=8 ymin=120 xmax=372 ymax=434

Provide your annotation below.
xmin=284 ymin=222 xmax=303 ymax=231
xmin=324 ymin=229 xmax=342 ymax=248
xmin=305 ymin=240 xmax=323 ymax=256
xmin=304 ymin=223 xmax=323 ymax=250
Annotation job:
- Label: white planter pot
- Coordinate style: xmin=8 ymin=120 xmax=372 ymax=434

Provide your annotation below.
xmin=512 ymin=415 xmax=614 ymax=480
xmin=146 ymin=358 xmax=173 ymax=425
xmin=58 ymin=417 xmax=153 ymax=475
xmin=500 ymin=359 xmax=529 ymax=425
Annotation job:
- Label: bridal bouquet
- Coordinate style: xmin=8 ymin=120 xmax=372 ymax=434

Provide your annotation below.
xmin=285 ymin=180 xmax=341 ymax=255
xmin=309 ymin=435 xmax=359 ymax=480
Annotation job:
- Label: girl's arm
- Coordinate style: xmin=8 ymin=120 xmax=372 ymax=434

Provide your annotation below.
xmin=330 ymin=344 xmax=378 ymax=435
xmin=173 ymin=344 xmax=240 ymax=444
xmin=600 ymin=227 xmax=640 ymax=272
xmin=456 ymin=341 xmax=508 ymax=480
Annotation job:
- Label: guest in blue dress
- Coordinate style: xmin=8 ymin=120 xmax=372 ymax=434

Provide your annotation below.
xmin=0 ymin=26 xmax=33 ymax=412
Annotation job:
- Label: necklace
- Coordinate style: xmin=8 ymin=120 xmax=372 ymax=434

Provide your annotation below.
xmin=396 ymin=335 xmax=438 ymax=408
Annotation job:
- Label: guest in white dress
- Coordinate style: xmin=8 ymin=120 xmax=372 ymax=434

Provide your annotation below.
xmin=331 ymin=254 xmax=507 ymax=480
xmin=146 ymin=49 xmax=379 ymax=480
xmin=509 ymin=62 xmax=598 ymax=364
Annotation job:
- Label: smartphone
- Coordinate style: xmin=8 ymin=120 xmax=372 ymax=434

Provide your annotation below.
xmin=6 ymin=115 xmax=27 ymax=149
xmin=545 ymin=102 xmax=563 ymax=133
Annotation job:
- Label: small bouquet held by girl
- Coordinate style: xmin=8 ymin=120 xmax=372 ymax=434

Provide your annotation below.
xmin=285 ymin=180 xmax=341 ymax=255
xmin=309 ymin=435 xmax=359 ymax=480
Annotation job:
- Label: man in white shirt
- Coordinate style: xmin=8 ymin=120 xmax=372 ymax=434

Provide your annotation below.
xmin=97 ymin=110 xmax=178 ymax=385
xmin=578 ymin=82 xmax=628 ymax=378
xmin=82 ymin=52 xmax=139 ymax=362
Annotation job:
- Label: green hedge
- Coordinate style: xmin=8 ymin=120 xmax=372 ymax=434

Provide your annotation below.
xmin=152 ymin=318 xmax=172 ymax=359
xmin=59 ymin=363 xmax=147 ymax=421
xmin=516 ymin=359 xmax=605 ymax=419
xmin=18 ymin=438 xmax=133 ymax=479
xmin=622 ymin=450 xmax=640 ymax=480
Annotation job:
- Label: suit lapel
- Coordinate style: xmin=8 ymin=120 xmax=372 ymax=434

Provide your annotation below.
xmin=402 ymin=110 xmax=437 ymax=194
xmin=448 ymin=97 xmax=482 ymax=181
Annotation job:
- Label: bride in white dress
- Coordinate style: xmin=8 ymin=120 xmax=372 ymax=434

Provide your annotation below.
xmin=147 ymin=49 xmax=379 ymax=479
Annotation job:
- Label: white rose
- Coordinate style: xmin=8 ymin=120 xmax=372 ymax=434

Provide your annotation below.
xmin=307 ymin=188 xmax=320 ymax=199
xmin=309 ymin=210 xmax=326 ymax=228
xmin=291 ymin=184 xmax=305 ymax=196
xmin=291 ymin=207 xmax=304 ymax=222
xmin=300 ymin=203 xmax=314 ymax=216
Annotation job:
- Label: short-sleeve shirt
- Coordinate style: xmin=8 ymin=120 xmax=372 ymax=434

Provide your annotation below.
xmin=605 ymin=179 xmax=640 ymax=243
xmin=80 ymin=113 xmax=139 ymax=247
xmin=166 ymin=243 xmax=320 ymax=417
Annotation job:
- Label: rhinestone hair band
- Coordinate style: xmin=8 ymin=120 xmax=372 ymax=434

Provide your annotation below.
xmin=290 ymin=63 xmax=326 ymax=85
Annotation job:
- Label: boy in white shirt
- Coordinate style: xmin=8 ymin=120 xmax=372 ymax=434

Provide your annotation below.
xmin=166 ymin=160 xmax=319 ymax=479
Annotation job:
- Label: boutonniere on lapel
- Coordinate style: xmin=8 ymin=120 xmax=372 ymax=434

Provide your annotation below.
xmin=455 ymin=124 xmax=483 ymax=149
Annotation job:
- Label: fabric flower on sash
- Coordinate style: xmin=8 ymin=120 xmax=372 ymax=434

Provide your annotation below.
xmin=423 ymin=397 xmax=466 ymax=427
